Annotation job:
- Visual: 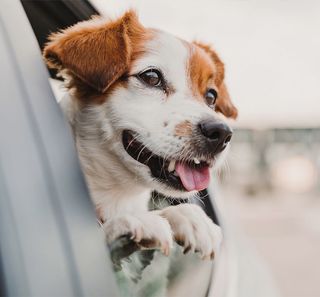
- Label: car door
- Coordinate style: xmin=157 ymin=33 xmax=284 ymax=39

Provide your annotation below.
xmin=0 ymin=0 xmax=119 ymax=295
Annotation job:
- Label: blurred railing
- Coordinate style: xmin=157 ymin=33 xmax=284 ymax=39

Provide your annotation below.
xmin=223 ymin=128 xmax=320 ymax=196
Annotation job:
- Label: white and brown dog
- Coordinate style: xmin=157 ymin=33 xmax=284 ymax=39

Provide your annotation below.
xmin=44 ymin=11 xmax=237 ymax=260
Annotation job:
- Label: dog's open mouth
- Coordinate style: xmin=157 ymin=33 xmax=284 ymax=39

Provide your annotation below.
xmin=122 ymin=130 xmax=213 ymax=192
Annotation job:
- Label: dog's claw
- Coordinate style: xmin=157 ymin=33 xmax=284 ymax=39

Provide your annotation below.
xmin=176 ymin=240 xmax=184 ymax=246
xmin=210 ymin=251 xmax=215 ymax=260
xmin=183 ymin=245 xmax=191 ymax=254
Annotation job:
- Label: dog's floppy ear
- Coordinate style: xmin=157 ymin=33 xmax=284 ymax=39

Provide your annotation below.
xmin=43 ymin=10 xmax=143 ymax=93
xmin=194 ymin=42 xmax=238 ymax=119
xmin=216 ymin=82 xmax=238 ymax=119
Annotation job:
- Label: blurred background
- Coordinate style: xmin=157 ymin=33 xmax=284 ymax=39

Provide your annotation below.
xmin=91 ymin=1 xmax=320 ymax=296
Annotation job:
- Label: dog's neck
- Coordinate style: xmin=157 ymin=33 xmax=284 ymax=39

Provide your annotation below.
xmin=60 ymin=94 xmax=151 ymax=220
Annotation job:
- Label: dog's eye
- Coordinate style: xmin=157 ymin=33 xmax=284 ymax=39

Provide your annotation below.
xmin=138 ymin=69 xmax=163 ymax=87
xmin=205 ymin=88 xmax=218 ymax=108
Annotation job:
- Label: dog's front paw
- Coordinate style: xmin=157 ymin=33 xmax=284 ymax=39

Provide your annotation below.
xmin=159 ymin=204 xmax=222 ymax=260
xmin=103 ymin=213 xmax=173 ymax=256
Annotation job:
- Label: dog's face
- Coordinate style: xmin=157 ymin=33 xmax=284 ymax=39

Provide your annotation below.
xmin=44 ymin=11 xmax=238 ymax=198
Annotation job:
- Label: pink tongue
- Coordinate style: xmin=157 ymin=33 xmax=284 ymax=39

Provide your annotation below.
xmin=175 ymin=162 xmax=210 ymax=192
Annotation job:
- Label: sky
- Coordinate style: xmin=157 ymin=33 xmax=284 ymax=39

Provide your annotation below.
xmin=91 ymin=0 xmax=320 ymax=128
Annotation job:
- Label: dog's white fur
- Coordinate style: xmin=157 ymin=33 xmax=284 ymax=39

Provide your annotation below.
xmin=48 ymin=15 xmax=233 ymax=259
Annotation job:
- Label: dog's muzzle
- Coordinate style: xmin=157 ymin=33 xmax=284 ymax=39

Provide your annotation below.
xmin=121 ymin=126 xmax=231 ymax=192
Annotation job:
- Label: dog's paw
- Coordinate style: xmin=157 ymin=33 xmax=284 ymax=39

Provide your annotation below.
xmin=159 ymin=204 xmax=222 ymax=260
xmin=103 ymin=213 xmax=173 ymax=256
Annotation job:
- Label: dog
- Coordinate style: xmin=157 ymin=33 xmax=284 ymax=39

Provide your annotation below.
xmin=43 ymin=10 xmax=237 ymax=261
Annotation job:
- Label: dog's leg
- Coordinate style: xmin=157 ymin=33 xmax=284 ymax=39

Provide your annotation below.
xmin=102 ymin=212 xmax=173 ymax=256
xmin=156 ymin=204 xmax=222 ymax=260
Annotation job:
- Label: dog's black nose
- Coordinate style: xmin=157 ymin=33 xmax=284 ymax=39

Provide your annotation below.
xmin=198 ymin=120 xmax=233 ymax=153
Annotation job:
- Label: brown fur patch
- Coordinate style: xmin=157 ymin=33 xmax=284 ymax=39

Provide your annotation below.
xmin=215 ymin=82 xmax=238 ymax=119
xmin=175 ymin=120 xmax=193 ymax=137
xmin=43 ymin=10 xmax=152 ymax=104
xmin=188 ymin=44 xmax=216 ymax=100
xmin=189 ymin=42 xmax=238 ymax=119
xmin=193 ymin=42 xmax=225 ymax=87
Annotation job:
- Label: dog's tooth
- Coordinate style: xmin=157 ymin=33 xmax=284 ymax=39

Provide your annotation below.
xmin=193 ymin=158 xmax=200 ymax=164
xmin=168 ymin=160 xmax=176 ymax=172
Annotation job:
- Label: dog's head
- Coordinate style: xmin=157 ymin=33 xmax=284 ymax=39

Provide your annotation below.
xmin=44 ymin=11 xmax=238 ymax=198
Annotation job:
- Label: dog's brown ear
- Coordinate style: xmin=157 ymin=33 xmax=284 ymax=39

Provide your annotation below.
xmin=43 ymin=10 xmax=144 ymax=93
xmin=194 ymin=42 xmax=238 ymax=119
xmin=216 ymin=82 xmax=238 ymax=119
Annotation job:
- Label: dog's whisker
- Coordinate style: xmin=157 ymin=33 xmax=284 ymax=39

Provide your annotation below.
xmin=125 ymin=134 xmax=140 ymax=151
xmin=193 ymin=192 xmax=206 ymax=207
xmin=136 ymin=144 xmax=149 ymax=162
